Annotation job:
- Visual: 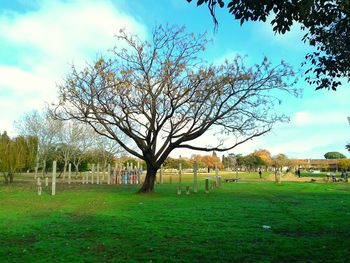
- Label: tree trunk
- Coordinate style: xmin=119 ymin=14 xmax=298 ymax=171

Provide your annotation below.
xmin=42 ymin=160 xmax=47 ymax=177
xmin=74 ymin=163 xmax=79 ymax=177
xmin=138 ymin=163 xmax=157 ymax=193
xmin=63 ymin=161 xmax=68 ymax=180
xmin=3 ymin=173 xmax=9 ymax=184
xmin=9 ymin=172 xmax=14 ymax=183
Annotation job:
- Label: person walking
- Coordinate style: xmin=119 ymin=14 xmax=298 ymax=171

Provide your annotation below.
xmin=341 ymin=170 xmax=348 ymax=182
xmin=345 ymin=171 xmax=348 ymax=182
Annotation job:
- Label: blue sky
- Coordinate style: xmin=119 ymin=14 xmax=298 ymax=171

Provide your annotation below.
xmin=0 ymin=0 xmax=349 ymax=159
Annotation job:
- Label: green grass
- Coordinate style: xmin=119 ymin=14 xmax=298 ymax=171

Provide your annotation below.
xmin=1 ymin=173 xmax=350 ymax=262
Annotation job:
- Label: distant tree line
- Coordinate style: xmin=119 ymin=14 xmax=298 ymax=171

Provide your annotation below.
xmin=222 ymin=150 xmax=290 ymax=172
xmin=164 ymin=154 xmax=223 ymax=170
xmin=0 ymin=131 xmax=38 ymax=183
xmin=0 ymin=109 xmax=126 ymax=184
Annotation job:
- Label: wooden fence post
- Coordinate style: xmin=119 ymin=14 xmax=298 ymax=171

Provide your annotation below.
xmin=91 ymin=164 xmax=95 ymax=184
xmin=97 ymin=164 xmax=100 ymax=184
xmin=37 ymin=177 xmax=42 ymax=196
xmin=107 ymin=163 xmax=111 ymax=185
xmin=68 ymin=163 xmax=71 ymax=185
xmin=205 ymin=178 xmax=209 ymax=194
xmin=52 ymin=161 xmax=56 ymax=196
xmin=193 ymin=161 xmax=198 ymax=193
xmin=177 ymin=163 xmax=182 ymax=195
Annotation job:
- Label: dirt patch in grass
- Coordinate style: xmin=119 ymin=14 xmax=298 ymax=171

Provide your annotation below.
xmin=0 ymin=236 xmax=38 ymax=245
xmin=274 ymin=229 xmax=311 ymax=237
xmin=274 ymin=229 xmax=346 ymax=238
xmin=93 ymin=243 xmax=107 ymax=252
xmin=264 ymin=173 xmax=326 ymax=183
xmin=337 ymin=187 xmax=350 ymax=192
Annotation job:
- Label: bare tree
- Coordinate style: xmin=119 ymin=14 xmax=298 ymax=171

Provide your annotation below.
xmin=70 ymin=123 xmax=95 ymax=176
xmin=16 ymin=110 xmax=62 ymax=175
xmin=56 ymin=120 xmax=92 ymax=178
xmin=53 ymin=25 xmax=298 ymax=193
xmin=94 ymin=135 xmax=126 ymax=170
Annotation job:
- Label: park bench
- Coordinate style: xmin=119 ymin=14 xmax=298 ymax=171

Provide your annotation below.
xmin=225 ymin=178 xmax=240 ymax=183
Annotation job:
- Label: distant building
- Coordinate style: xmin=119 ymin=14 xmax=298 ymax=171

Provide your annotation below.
xmin=291 ymin=159 xmax=340 ymax=171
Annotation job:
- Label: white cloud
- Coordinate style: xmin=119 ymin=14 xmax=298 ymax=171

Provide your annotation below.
xmin=0 ymin=66 xmax=53 ymax=96
xmin=0 ymin=0 xmax=147 ymax=136
xmin=252 ymin=110 xmax=350 ymax=158
xmin=0 ymin=0 xmax=146 ymax=58
xmin=0 ymin=97 xmax=24 ymax=135
xmin=267 ymin=134 xmax=336 ymax=156
xmin=0 ymin=66 xmax=54 ymax=134
xmin=170 ymin=109 xmax=350 ymax=159
xmin=292 ymin=111 xmax=348 ymax=126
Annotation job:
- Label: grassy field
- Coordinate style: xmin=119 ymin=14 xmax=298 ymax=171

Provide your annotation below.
xmin=0 ymin=172 xmax=350 ymax=262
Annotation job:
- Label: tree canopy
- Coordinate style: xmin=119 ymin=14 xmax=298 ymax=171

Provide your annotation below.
xmin=187 ymin=0 xmax=350 ymax=91
xmin=324 ymin=151 xmax=347 ymax=159
xmin=0 ymin=132 xmax=38 ymax=183
xmin=53 ymin=25 xmax=297 ymax=193
xmin=192 ymin=154 xmax=223 ymax=169
xmin=272 ymin=153 xmax=290 ymax=169
xmin=338 ymin=158 xmax=350 ymax=170
xmin=252 ymin=149 xmax=272 ymax=166
xmin=346 ymin=143 xmax=350 ymax=152
xmin=241 ymin=154 xmax=265 ymax=170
